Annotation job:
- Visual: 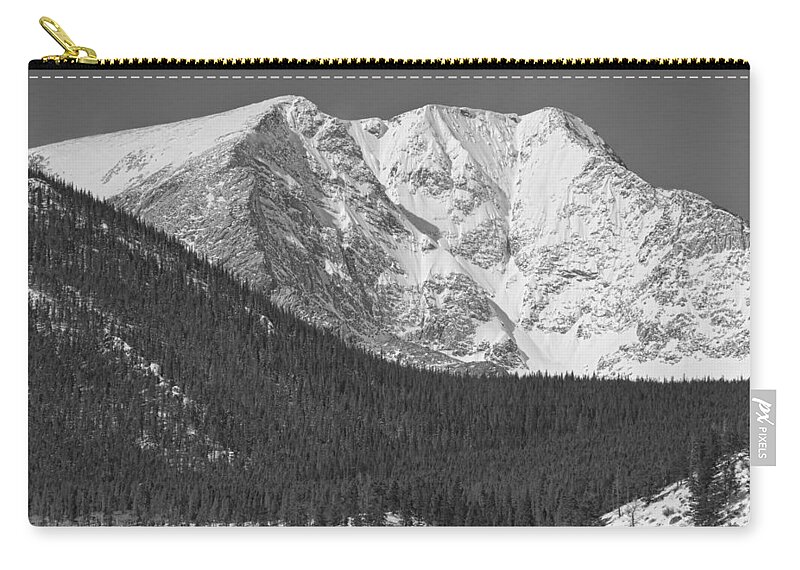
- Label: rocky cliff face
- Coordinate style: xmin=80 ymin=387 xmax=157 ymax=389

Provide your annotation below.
xmin=29 ymin=96 xmax=750 ymax=378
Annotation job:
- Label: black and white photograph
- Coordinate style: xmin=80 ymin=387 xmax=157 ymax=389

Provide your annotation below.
xmin=27 ymin=62 xmax=751 ymax=527
xmin=7 ymin=1 xmax=798 ymax=567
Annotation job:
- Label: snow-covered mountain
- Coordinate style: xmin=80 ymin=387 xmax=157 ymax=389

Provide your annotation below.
xmin=28 ymin=96 xmax=750 ymax=377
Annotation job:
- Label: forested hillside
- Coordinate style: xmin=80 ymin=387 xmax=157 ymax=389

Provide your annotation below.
xmin=28 ymin=169 xmax=749 ymax=526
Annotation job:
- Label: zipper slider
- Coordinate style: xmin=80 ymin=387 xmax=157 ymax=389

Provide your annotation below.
xmin=39 ymin=16 xmax=98 ymax=64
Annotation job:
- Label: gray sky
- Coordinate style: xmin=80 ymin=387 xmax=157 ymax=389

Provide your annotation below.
xmin=28 ymin=69 xmax=749 ymax=219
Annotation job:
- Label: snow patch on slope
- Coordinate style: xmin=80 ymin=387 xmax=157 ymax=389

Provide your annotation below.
xmin=28 ymin=97 xmax=299 ymax=199
xmin=601 ymin=453 xmax=750 ymax=527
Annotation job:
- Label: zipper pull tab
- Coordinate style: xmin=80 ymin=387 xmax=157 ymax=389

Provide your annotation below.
xmin=39 ymin=16 xmax=98 ymax=64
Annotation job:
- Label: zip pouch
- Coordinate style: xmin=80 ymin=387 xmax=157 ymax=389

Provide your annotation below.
xmin=28 ymin=17 xmax=751 ymax=527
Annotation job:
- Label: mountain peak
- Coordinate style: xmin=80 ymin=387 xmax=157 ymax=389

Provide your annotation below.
xmin=276 ymin=94 xmax=320 ymax=112
xmin=28 ymin=98 xmax=749 ymax=378
xmin=383 ymin=102 xmax=621 ymax=163
xmin=537 ymin=105 xmax=572 ymax=118
xmin=515 ymin=106 xmax=623 ymax=165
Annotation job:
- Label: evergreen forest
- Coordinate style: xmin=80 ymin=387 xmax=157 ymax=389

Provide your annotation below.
xmin=28 ymin=170 xmax=749 ymax=526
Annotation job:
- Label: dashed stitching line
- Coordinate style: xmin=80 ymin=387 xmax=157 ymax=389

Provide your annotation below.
xmin=29 ymin=74 xmax=749 ymax=80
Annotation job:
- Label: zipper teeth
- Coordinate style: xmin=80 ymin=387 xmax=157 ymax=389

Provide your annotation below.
xmin=31 ymin=57 xmax=750 ymax=69
xmin=104 ymin=57 xmax=748 ymax=68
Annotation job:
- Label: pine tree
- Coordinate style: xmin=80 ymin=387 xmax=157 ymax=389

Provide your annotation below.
xmin=688 ymin=433 xmax=724 ymax=526
xmin=516 ymin=491 xmax=534 ymax=526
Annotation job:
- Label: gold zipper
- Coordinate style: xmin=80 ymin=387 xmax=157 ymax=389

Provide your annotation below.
xmin=35 ymin=16 xmax=748 ymax=70
xmin=39 ymin=17 xmax=98 ymax=64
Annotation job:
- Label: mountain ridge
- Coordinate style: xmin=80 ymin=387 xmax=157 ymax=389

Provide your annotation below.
xmin=29 ymin=95 xmax=750 ymax=378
